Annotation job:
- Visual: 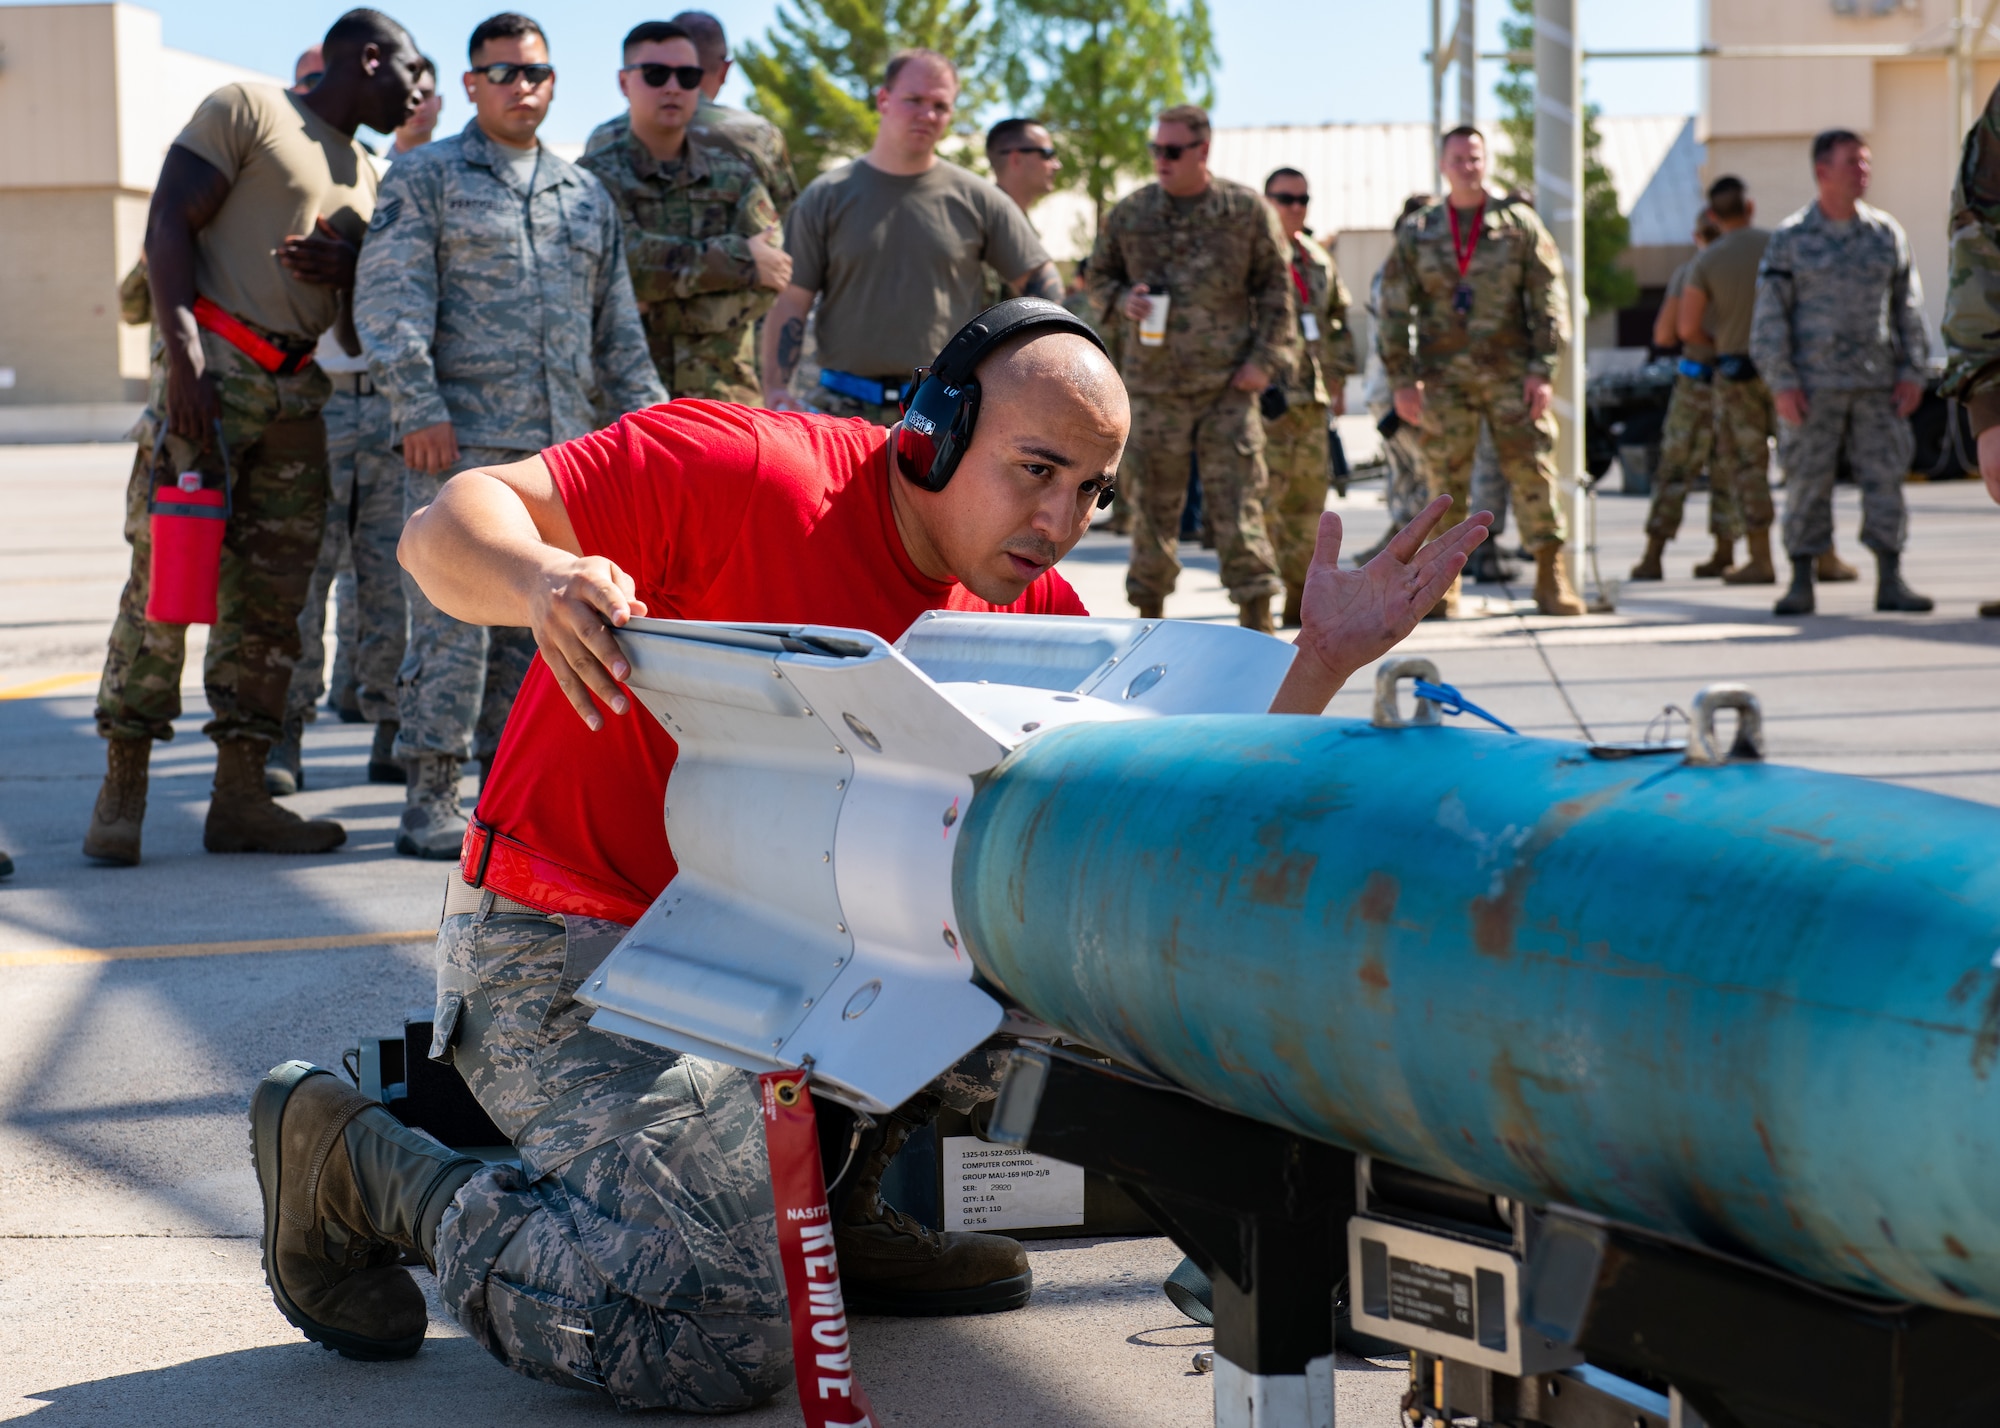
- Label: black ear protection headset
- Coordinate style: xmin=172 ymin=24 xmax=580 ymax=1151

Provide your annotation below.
xmin=892 ymin=297 xmax=1116 ymax=508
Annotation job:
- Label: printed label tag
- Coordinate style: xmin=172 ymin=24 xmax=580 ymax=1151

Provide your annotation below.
xmin=1301 ymin=312 xmax=1321 ymax=342
xmin=942 ymin=1136 xmax=1085 ymax=1232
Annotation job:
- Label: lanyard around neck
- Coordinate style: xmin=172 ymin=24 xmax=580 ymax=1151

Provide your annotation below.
xmin=1448 ymin=201 xmax=1485 ymax=278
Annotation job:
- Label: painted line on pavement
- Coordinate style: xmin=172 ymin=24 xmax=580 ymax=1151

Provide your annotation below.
xmin=0 ymin=671 xmax=97 ymax=700
xmin=0 ymin=929 xmax=435 ymax=967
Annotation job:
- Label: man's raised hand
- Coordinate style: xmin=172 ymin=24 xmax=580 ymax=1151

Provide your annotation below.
xmin=1268 ymin=494 xmax=1491 ymax=715
xmin=527 ymin=556 xmax=651 ymax=731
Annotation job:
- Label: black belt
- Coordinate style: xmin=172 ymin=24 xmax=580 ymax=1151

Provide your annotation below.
xmin=326 ymin=371 xmax=377 ymax=396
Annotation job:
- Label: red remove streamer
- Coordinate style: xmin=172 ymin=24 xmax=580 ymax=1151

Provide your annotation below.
xmin=758 ymin=1069 xmax=878 ymax=1428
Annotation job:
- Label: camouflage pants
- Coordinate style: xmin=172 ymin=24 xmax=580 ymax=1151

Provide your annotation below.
xmin=1711 ymin=374 xmax=1776 ymax=540
xmin=1642 ymin=374 xmax=1721 ymax=540
xmin=1777 ymin=387 xmax=1912 ymax=558
xmin=650 ymin=327 xmax=761 ymax=406
xmin=430 ymin=902 xmax=1016 ymax=1409
xmin=1417 ymin=371 xmax=1565 ymax=549
xmin=395 ymin=448 xmax=537 ymax=763
xmin=96 ymin=333 xmax=331 ymax=744
xmin=430 ymin=905 xmax=790 ymax=1411
xmin=1378 ymin=417 xmax=1430 ymax=526
xmin=286 ymin=386 xmax=406 ymax=725
xmin=1266 ymin=399 xmax=1331 ymax=594
xmin=1125 ymin=387 xmax=1282 ymax=605
xmin=1468 ymin=421 xmax=1509 ymax=540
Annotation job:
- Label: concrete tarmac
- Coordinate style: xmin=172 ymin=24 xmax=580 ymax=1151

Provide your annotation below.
xmin=4 ymin=442 xmax=1999 ymax=1425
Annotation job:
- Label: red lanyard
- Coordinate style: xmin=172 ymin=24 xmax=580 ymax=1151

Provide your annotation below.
xmin=1289 ymin=247 xmax=1311 ymax=306
xmin=1448 ymin=201 xmax=1485 ymax=279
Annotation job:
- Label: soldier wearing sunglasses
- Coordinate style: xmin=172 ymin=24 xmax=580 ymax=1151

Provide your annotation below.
xmin=584 ymin=11 xmax=798 ymax=218
xmin=355 ymin=10 xmax=663 ymax=860
xmin=580 ymin=21 xmax=788 ymax=407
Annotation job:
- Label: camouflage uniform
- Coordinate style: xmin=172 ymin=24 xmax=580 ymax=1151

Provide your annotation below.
xmin=1711 ymin=373 xmax=1775 ymax=540
xmin=587 ymin=97 xmax=798 ymax=219
xmin=1267 ymin=232 xmax=1358 ymax=596
xmin=428 ymin=897 xmax=1016 ymax=1408
xmin=97 ymin=332 xmax=331 ymax=747
xmin=1365 ymin=267 xmax=1429 ymax=528
xmin=1086 ymin=177 xmax=1295 ymax=606
xmin=1750 ymin=200 xmax=1928 ymax=558
xmin=1643 ymin=373 xmax=1720 ymax=540
xmin=1943 ymin=86 xmax=2000 ymax=433
xmin=286 ymin=379 xmax=406 ymax=726
xmin=355 ymin=123 xmax=665 ymax=763
xmin=579 ymin=130 xmax=780 ymax=405
xmin=1378 ymin=192 xmax=1570 ymax=549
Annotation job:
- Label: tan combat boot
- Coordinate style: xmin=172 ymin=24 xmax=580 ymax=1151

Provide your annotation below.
xmin=1722 ymin=529 xmax=1776 ymax=585
xmin=1133 ymin=597 xmax=1164 ymax=620
xmin=250 ymin=1062 xmax=482 ymax=1360
xmin=1238 ymin=594 xmax=1276 ymax=635
xmin=1816 ymin=545 xmax=1859 ymax=582
xmin=205 ymin=740 xmax=347 ymax=854
xmin=1629 ymin=533 xmax=1668 ymax=581
xmin=1422 ymin=572 xmax=1462 ymax=621
xmin=82 ymin=737 xmax=151 ymax=866
xmin=1691 ymin=535 xmax=1736 ymax=578
xmin=832 ymin=1104 xmax=1032 ymax=1317
xmin=1533 ymin=545 xmax=1585 ymax=616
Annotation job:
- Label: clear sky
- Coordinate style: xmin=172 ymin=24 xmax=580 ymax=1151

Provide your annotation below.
xmin=32 ymin=0 xmax=1702 ymax=149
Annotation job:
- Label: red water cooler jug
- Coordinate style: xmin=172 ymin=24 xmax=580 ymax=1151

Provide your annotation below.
xmin=145 ymin=469 xmax=229 ymax=625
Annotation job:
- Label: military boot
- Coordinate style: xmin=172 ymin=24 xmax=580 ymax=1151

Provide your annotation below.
xmin=1774 ymin=557 xmax=1816 ymax=616
xmin=397 ymin=753 xmax=467 ymax=860
xmin=1422 ymin=572 xmax=1462 ymax=621
xmin=1238 ymin=594 xmax=1276 ymax=635
xmin=250 ymin=1061 xmax=481 ymax=1360
xmin=205 ymin=740 xmax=347 ymax=854
xmin=1874 ymin=551 xmax=1934 ymax=613
xmin=1465 ymin=541 xmax=1518 ymax=584
xmin=1133 ymin=597 xmax=1164 ymax=620
xmin=1691 ymin=535 xmax=1736 ymax=578
xmin=366 ymin=720 xmax=406 ymax=785
xmin=1816 ymin=546 xmax=1860 ymax=582
xmin=266 ymin=713 xmax=305 ymax=797
xmin=1628 ymin=534 xmax=1668 ymax=581
xmin=83 ymin=737 xmax=151 ymax=866
xmin=832 ymin=1105 xmax=1032 ymax=1316
xmin=1723 ymin=529 xmax=1776 ymax=585
xmin=1533 ymin=545 xmax=1585 ymax=616
xmin=1281 ymin=587 xmax=1304 ymax=629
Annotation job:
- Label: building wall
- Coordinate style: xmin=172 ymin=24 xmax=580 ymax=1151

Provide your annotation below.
xmin=1702 ymin=0 xmax=2000 ymax=355
xmin=0 ymin=4 xmax=280 ymax=417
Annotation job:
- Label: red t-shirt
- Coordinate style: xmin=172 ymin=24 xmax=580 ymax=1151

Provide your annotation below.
xmin=469 ymin=401 xmax=1089 ymax=923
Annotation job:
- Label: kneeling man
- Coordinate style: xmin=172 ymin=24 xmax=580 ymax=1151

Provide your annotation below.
xmin=245 ymin=299 xmax=1486 ymax=1409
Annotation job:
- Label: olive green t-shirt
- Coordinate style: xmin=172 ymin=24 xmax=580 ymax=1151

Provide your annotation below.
xmin=172 ymin=83 xmax=379 ymax=341
xmin=1665 ymin=262 xmax=1715 ymax=364
xmin=786 ymin=157 xmax=1050 ymax=378
xmin=1687 ymin=225 xmax=1771 ymax=358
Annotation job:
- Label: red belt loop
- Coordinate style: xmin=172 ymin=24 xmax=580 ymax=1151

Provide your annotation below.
xmin=192 ymin=297 xmax=317 ymax=376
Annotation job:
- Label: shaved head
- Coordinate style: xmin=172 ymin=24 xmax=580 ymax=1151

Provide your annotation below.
xmin=976 ymin=329 xmax=1128 ymax=436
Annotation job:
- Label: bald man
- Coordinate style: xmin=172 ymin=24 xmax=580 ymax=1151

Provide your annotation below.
xmin=245 ymin=301 xmax=1486 ymax=1407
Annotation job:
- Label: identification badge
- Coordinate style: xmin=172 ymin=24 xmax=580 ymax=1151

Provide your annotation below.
xmin=1453 ymin=282 xmax=1474 ymax=316
xmin=1301 ymin=312 xmax=1321 ymax=342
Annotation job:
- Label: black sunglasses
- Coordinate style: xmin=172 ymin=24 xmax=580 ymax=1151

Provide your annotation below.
xmin=621 ymin=62 xmax=706 ymax=91
xmin=1148 ymin=140 xmax=1205 ymax=161
xmin=473 ymin=62 xmax=554 ymax=87
xmin=997 ymin=145 xmax=1057 ymax=160
xmin=1268 ymin=192 xmax=1310 ymax=206
xmin=297 ymin=70 xmax=324 ymax=89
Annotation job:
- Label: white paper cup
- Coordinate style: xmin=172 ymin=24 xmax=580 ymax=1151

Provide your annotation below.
xmin=1138 ymin=293 xmax=1171 ymax=346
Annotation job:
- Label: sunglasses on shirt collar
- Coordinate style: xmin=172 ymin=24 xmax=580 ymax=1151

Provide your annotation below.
xmin=622 ymin=62 xmax=706 ymax=91
xmin=1149 ymin=140 xmax=1205 ymax=161
xmin=472 ymin=62 xmax=555 ymax=87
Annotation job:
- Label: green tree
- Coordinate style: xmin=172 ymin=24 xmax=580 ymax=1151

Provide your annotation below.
xmin=1493 ymin=0 xmax=1638 ymax=316
xmin=737 ymin=0 xmax=1001 ymax=183
xmin=995 ymin=0 xmax=1217 ymax=232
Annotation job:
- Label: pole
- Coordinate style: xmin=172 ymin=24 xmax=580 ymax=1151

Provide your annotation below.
xmin=1458 ymin=0 xmax=1477 ymax=127
xmin=1534 ymin=0 xmax=1585 ymax=585
xmin=1431 ymin=0 xmax=1445 ymax=186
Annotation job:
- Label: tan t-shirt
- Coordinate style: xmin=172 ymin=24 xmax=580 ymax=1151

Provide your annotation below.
xmin=172 ymin=83 xmax=379 ymax=342
xmin=1665 ymin=261 xmax=1715 ymax=364
xmin=1687 ymin=225 xmax=1771 ymax=358
xmin=786 ymin=157 xmax=1050 ymax=378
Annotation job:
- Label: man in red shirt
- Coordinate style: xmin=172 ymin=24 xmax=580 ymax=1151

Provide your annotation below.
xmin=246 ymin=300 xmax=1485 ymax=1407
